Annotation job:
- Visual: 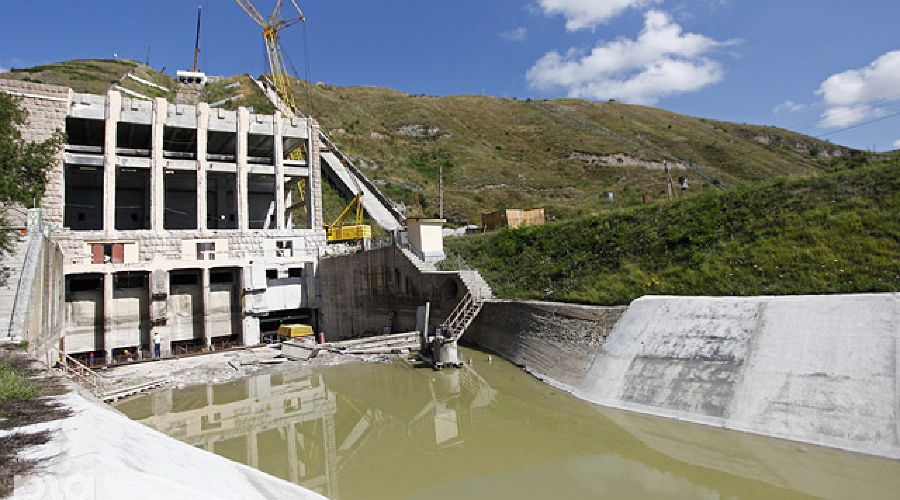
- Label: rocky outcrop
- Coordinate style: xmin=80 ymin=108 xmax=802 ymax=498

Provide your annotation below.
xmin=568 ymin=151 xmax=686 ymax=170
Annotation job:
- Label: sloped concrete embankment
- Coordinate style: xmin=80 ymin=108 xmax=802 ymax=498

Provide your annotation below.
xmin=575 ymin=294 xmax=900 ymax=459
xmin=10 ymin=392 xmax=325 ymax=499
xmin=466 ymin=293 xmax=900 ymax=459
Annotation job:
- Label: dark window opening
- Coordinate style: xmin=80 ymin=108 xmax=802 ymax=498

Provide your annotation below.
xmin=170 ymin=273 xmax=199 ymax=286
xmin=210 ymin=271 xmax=234 ymax=284
xmin=65 ymin=117 xmax=104 ymax=149
xmin=196 ymin=242 xmax=215 ymax=261
xmin=163 ymin=126 xmax=197 ymax=159
xmin=114 ymin=272 xmax=147 ymax=289
xmin=116 ymin=123 xmax=151 ymax=156
xmin=266 ymin=269 xmax=278 ymax=280
xmin=116 ymin=167 xmax=151 ymax=230
xmin=164 ymin=170 xmax=198 ymax=230
xmin=288 ymin=267 xmax=303 ymax=278
xmin=207 ymin=172 xmax=238 ymax=230
xmin=247 ymin=134 xmax=274 ymax=164
xmin=64 ymin=165 xmax=103 ymax=230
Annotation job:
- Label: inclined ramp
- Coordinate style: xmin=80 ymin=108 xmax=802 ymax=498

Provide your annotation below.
xmin=572 ymin=294 xmax=900 ymax=459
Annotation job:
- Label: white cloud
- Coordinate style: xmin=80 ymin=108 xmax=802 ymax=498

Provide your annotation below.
xmin=893 ymin=139 xmax=900 ymax=149
xmin=500 ymin=27 xmax=528 ymax=42
xmin=526 ymin=10 xmax=733 ymax=104
xmin=538 ymin=0 xmax=661 ymax=31
xmin=816 ymin=50 xmax=900 ymax=128
xmin=773 ymin=100 xmax=806 ymax=114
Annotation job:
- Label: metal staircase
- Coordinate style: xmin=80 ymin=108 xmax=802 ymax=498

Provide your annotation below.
xmin=441 ymin=291 xmax=485 ymax=342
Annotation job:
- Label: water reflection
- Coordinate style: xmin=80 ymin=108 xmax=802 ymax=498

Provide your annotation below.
xmin=114 ymin=349 xmax=900 ymax=500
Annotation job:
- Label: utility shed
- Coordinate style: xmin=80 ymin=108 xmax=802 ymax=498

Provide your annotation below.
xmin=481 ymin=208 xmax=546 ymax=232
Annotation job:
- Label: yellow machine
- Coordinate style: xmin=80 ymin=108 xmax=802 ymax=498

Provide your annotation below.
xmin=235 ymin=0 xmax=306 ymax=162
xmin=277 ymin=323 xmax=314 ymax=339
xmin=324 ymin=192 xmax=372 ymax=242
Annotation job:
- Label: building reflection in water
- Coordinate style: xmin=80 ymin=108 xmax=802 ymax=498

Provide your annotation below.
xmin=118 ymin=361 xmax=497 ymax=499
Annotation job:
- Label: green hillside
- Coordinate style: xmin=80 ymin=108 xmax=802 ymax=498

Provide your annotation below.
xmin=445 ymin=158 xmax=900 ymax=305
xmin=1 ymin=59 xmax=865 ymax=225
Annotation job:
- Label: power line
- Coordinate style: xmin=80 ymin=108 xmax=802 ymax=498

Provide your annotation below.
xmin=815 ymin=109 xmax=900 ymax=138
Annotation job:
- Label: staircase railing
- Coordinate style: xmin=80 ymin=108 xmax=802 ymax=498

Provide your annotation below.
xmin=441 ymin=291 xmax=484 ymax=341
xmin=58 ymin=350 xmax=106 ymax=396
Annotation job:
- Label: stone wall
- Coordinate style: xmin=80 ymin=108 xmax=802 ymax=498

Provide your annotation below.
xmin=319 ymin=246 xmax=466 ymax=339
xmin=463 ymin=300 xmax=626 ymax=389
xmin=0 ymin=79 xmax=71 ymax=226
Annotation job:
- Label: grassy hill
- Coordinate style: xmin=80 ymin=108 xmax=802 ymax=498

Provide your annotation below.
xmin=444 ymin=158 xmax=900 ymax=305
xmin=2 ymin=59 xmax=866 ymax=225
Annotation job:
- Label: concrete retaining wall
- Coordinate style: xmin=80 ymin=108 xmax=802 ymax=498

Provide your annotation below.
xmin=464 ymin=300 xmax=625 ymax=389
xmin=465 ymin=294 xmax=900 ymax=459
xmin=573 ymin=294 xmax=900 ymax=459
xmin=319 ymin=246 xmax=467 ymax=340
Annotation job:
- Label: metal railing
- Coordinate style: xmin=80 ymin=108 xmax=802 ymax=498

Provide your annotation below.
xmin=59 ymin=352 xmax=106 ymax=396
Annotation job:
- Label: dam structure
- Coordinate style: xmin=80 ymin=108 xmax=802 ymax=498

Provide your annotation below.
xmin=1 ymin=78 xmax=328 ymax=363
xmin=1 ymin=78 xmax=491 ymax=368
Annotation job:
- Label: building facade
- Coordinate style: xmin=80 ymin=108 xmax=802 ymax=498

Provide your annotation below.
xmin=2 ymin=79 xmax=329 ymax=362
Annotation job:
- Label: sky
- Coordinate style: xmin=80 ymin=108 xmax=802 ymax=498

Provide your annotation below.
xmin=1 ymin=0 xmax=899 ymax=151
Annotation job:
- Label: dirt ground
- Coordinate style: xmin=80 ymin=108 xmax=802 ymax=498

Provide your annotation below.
xmin=0 ymin=344 xmax=72 ymax=497
xmin=98 ymin=344 xmax=375 ymax=395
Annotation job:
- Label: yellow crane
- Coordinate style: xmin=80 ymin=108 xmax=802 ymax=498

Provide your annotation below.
xmin=324 ymin=192 xmax=372 ymax=242
xmin=236 ymin=0 xmax=371 ymax=242
xmin=235 ymin=0 xmax=304 ymax=116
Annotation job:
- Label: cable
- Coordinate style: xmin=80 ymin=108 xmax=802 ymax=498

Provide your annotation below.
xmin=815 ymin=109 xmax=900 ymax=138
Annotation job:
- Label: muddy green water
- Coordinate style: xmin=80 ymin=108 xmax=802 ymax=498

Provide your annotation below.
xmin=114 ymin=348 xmax=900 ymax=499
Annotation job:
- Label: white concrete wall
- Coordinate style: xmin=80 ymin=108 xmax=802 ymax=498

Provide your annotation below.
xmin=63 ymin=292 xmax=102 ymax=352
xmin=573 ymin=294 xmax=900 ymax=459
xmin=208 ymin=283 xmax=238 ymax=338
xmin=108 ymin=288 xmax=147 ymax=348
xmin=168 ymin=285 xmax=202 ymax=342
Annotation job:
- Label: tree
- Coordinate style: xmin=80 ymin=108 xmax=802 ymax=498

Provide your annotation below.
xmin=0 ymin=92 xmax=64 ymax=251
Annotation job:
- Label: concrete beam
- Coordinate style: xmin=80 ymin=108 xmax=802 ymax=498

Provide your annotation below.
xmin=201 ymin=268 xmax=212 ymax=349
xmin=151 ymin=97 xmax=167 ymax=230
xmin=274 ymin=112 xmax=285 ymax=230
xmin=197 ymin=103 xmax=209 ymax=231
xmin=236 ymin=108 xmax=250 ymax=231
xmin=103 ymin=91 xmax=121 ymax=233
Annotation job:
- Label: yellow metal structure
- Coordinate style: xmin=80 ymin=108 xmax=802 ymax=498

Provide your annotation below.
xmin=324 ymin=192 xmax=372 ymax=242
xmin=277 ymin=323 xmax=314 ymax=338
xmin=235 ymin=0 xmax=306 ymax=162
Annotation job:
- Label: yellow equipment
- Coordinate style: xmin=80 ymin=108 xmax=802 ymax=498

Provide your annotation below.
xmin=235 ymin=0 xmax=306 ymax=164
xmin=277 ymin=323 xmax=314 ymax=338
xmin=324 ymin=192 xmax=372 ymax=242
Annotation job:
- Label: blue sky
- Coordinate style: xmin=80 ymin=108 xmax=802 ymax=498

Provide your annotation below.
xmin=2 ymin=0 xmax=899 ymax=151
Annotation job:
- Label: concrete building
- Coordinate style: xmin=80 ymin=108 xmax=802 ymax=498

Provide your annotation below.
xmin=2 ymin=79 xmax=328 ymax=363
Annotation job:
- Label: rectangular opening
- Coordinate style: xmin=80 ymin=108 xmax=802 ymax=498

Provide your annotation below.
xmin=115 ymin=167 xmax=150 ymax=230
xmin=65 ymin=117 xmax=105 ymax=149
xmin=116 ymin=123 xmax=151 ymax=156
xmin=91 ymin=243 xmax=124 ymax=264
xmin=247 ymin=134 xmax=274 ymax=164
xmin=207 ymin=131 xmax=236 ymax=160
xmin=113 ymin=271 xmax=147 ymax=289
xmin=196 ymin=242 xmax=215 ymax=261
xmin=64 ymin=274 xmax=104 ymax=354
xmin=210 ymin=270 xmax=234 ymax=284
xmin=164 ymin=170 xmax=198 ymax=229
xmin=288 ymin=267 xmax=303 ymax=278
xmin=248 ymin=174 xmax=275 ymax=229
xmin=206 ymin=172 xmax=237 ymax=229
xmin=266 ymin=269 xmax=278 ymax=281
xmin=67 ymin=274 xmax=103 ymax=294
xmin=275 ymin=240 xmax=293 ymax=257
xmin=64 ymin=165 xmax=103 ymax=230
xmin=163 ymin=126 xmax=197 ymax=159
xmin=170 ymin=272 xmax=199 ymax=286
xmin=282 ymin=137 xmax=305 ymax=161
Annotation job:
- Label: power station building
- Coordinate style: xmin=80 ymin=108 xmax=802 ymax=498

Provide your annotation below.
xmin=2 ymin=79 xmax=328 ymax=362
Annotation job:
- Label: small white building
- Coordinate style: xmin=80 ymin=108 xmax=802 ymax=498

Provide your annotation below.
xmin=407 ymin=218 xmax=445 ymax=263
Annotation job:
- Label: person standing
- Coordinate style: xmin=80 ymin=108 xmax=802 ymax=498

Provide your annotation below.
xmin=152 ymin=330 xmax=162 ymax=358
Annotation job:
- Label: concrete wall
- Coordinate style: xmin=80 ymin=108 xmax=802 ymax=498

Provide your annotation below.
xmin=109 ymin=287 xmax=149 ymax=348
xmin=319 ymin=246 xmax=466 ymax=339
xmin=571 ymin=294 xmax=900 ymax=459
xmin=464 ymin=301 xmax=626 ymax=389
xmin=63 ymin=290 xmax=102 ymax=353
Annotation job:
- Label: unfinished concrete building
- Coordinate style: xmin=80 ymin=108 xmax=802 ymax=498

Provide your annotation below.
xmin=2 ymin=79 xmax=327 ymax=363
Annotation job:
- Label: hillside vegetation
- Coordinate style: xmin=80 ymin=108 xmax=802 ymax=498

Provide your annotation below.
xmin=1 ymin=60 xmax=866 ymax=224
xmin=445 ymin=158 xmax=900 ymax=305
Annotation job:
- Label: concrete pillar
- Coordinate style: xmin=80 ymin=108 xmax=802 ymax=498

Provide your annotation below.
xmin=103 ymin=272 xmax=113 ymax=364
xmin=201 ymin=267 xmax=212 ymax=349
xmin=236 ymin=107 xmax=250 ymax=231
xmin=274 ymin=112 xmax=286 ymax=230
xmin=306 ymin=120 xmax=324 ymax=230
xmin=103 ymin=91 xmax=121 ymax=233
xmin=197 ymin=103 xmax=209 ymax=231
xmin=287 ymin=423 xmax=299 ymax=483
xmin=151 ymin=97 xmax=167 ymax=230
xmin=149 ymin=269 xmax=171 ymax=356
xmin=248 ymin=431 xmax=259 ymax=469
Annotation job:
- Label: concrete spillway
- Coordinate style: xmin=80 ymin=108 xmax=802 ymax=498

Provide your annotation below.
xmin=572 ymin=294 xmax=900 ymax=459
